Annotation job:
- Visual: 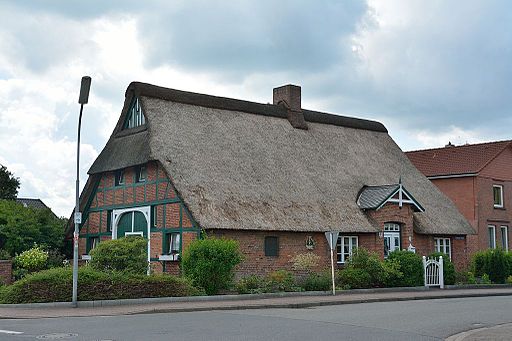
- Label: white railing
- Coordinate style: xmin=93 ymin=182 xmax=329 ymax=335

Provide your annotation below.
xmin=423 ymin=255 xmax=444 ymax=289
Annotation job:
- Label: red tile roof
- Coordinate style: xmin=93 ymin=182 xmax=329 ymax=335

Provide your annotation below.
xmin=406 ymin=140 xmax=512 ymax=177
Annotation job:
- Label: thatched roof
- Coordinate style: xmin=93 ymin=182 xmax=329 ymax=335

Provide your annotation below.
xmin=88 ymin=82 xmax=474 ymax=235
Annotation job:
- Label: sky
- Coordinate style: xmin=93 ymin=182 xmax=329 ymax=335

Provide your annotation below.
xmin=0 ymin=0 xmax=511 ymax=217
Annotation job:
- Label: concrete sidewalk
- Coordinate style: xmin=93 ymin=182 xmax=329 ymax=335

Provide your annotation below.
xmin=0 ymin=286 xmax=512 ymax=319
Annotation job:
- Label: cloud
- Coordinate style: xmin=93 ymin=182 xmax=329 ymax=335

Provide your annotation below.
xmin=139 ymin=0 xmax=368 ymax=77
xmin=1 ymin=0 xmax=511 ymax=216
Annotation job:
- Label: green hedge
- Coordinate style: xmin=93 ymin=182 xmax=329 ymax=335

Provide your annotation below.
xmin=90 ymin=237 xmax=147 ymax=275
xmin=386 ymin=250 xmax=423 ymax=287
xmin=0 ymin=267 xmax=201 ymax=304
xmin=472 ymin=249 xmax=512 ymax=283
xmin=182 ymin=237 xmax=243 ymax=295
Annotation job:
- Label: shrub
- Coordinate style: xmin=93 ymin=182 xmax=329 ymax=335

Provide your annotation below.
xmin=298 ymin=271 xmax=332 ymax=291
xmin=0 ymin=249 xmax=11 ymax=260
xmin=291 ymin=253 xmax=320 ymax=273
xmin=346 ymin=248 xmax=388 ymax=287
xmin=386 ymin=250 xmax=423 ymax=287
xmin=46 ymin=249 xmax=66 ymax=269
xmin=428 ymin=252 xmax=455 ymax=285
xmin=236 ymin=275 xmax=264 ymax=294
xmin=264 ymin=270 xmax=298 ymax=292
xmin=480 ymin=273 xmax=492 ymax=284
xmin=182 ymin=237 xmax=243 ymax=295
xmin=472 ymin=249 xmax=511 ymax=283
xmin=14 ymin=245 xmax=48 ymax=273
xmin=455 ymin=271 xmax=477 ymax=285
xmin=89 ymin=237 xmax=147 ymax=275
xmin=0 ymin=267 xmax=201 ymax=304
xmin=506 ymin=275 xmax=512 ymax=284
xmin=337 ymin=268 xmax=371 ymax=289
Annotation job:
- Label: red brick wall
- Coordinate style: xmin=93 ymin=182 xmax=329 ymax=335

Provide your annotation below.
xmin=367 ymin=202 xmax=415 ymax=258
xmin=0 ymin=260 xmax=12 ymax=285
xmin=431 ymin=177 xmax=477 ymax=227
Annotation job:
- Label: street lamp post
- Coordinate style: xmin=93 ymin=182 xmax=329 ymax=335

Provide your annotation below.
xmin=73 ymin=76 xmax=92 ymax=307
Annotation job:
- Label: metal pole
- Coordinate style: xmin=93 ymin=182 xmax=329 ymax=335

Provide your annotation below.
xmin=72 ymin=103 xmax=84 ymax=307
xmin=330 ymin=236 xmax=336 ymax=296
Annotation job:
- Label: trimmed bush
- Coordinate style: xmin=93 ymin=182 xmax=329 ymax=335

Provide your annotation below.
xmin=337 ymin=268 xmax=371 ymax=289
xmin=386 ymin=250 xmax=423 ymax=287
xmin=428 ymin=252 xmax=455 ymax=285
xmin=89 ymin=237 xmax=147 ymax=275
xmin=0 ymin=267 xmax=201 ymax=304
xmin=182 ymin=237 xmax=243 ymax=295
xmin=472 ymin=249 xmax=512 ymax=283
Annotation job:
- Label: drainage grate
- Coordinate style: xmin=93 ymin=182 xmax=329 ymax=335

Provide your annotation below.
xmin=36 ymin=333 xmax=78 ymax=339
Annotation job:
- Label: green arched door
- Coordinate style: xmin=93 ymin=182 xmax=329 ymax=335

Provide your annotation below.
xmin=116 ymin=211 xmax=148 ymax=238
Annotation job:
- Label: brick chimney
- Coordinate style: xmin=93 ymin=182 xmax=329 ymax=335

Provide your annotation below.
xmin=273 ymin=84 xmax=308 ymax=130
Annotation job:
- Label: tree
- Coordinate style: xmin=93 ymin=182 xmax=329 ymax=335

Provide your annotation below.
xmin=0 ymin=165 xmax=20 ymax=200
xmin=0 ymin=200 xmax=66 ymax=256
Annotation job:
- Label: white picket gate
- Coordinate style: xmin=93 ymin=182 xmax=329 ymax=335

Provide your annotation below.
xmin=423 ymin=255 xmax=444 ymax=289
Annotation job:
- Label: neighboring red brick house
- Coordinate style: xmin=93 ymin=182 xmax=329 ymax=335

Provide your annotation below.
xmin=67 ymin=82 xmax=473 ymax=276
xmin=407 ymin=141 xmax=512 ymax=264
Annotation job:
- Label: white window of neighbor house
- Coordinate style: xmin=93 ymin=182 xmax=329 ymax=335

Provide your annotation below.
xmin=493 ymin=185 xmax=504 ymax=208
xmin=501 ymin=226 xmax=508 ymax=251
xmin=488 ymin=225 xmax=496 ymax=249
xmin=336 ymin=236 xmax=358 ymax=264
xmin=434 ymin=237 xmax=451 ymax=260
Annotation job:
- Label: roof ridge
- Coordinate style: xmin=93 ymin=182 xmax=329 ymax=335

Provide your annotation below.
xmin=126 ymin=81 xmax=388 ymax=133
xmin=405 ymin=139 xmax=512 ymax=154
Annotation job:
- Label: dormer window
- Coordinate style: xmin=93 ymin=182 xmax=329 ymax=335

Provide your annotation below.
xmin=124 ymin=97 xmax=145 ymax=129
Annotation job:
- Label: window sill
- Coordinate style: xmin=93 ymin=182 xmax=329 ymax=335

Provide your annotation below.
xmin=159 ymin=254 xmax=179 ymax=261
xmin=493 ymin=206 xmax=506 ymax=210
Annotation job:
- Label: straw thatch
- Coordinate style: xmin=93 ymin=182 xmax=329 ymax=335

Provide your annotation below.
xmin=88 ymin=82 xmax=474 ymax=235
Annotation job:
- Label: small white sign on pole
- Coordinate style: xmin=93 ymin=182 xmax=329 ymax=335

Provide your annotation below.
xmin=324 ymin=231 xmax=339 ymax=296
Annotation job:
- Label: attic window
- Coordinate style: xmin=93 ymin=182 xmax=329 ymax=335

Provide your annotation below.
xmin=124 ymin=97 xmax=145 ymax=129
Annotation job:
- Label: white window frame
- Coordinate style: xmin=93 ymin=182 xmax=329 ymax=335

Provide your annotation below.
xmin=501 ymin=226 xmax=508 ymax=251
xmin=165 ymin=232 xmax=181 ymax=255
xmin=137 ymin=165 xmax=147 ymax=182
xmin=488 ymin=225 xmax=496 ymax=249
xmin=434 ymin=237 xmax=451 ymax=260
xmin=336 ymin=236 xmax=358 ymax=264
xmin=493 ymin=185 xmax=504 ymax=208
xmin=384 ymin=223 xmax=401 ymax=258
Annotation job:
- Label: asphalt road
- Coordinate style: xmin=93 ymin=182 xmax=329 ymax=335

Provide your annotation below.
xmin=0 ymin=296 xmax=511 ymax=340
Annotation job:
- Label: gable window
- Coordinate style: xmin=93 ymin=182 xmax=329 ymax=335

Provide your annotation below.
xmin=136 ymin=165 xmax=147 ymax=183
xmin=86 ymin=236 xmax=100 ymax=254
xmin=164 ymin=232 xmax=180 ymax=255
xmin=493 ymin=185 xmax=504 ymax=208
xmin=115 ymin=169 xmax=125 ymax=186
xmin=434 ymin=238 xmax=451 ymax=260
xmin=124 ymin=97 xmax=145 ymax=129
xmin=264 ymin=236 xmax=279 ymax=257
xmin=488 ymin=225 xmax=496 ymax=249
xmin=501 ymin=226 xmax=508 ymax=251
xmin=384 ymin=223 xmax=401 ymax=258
xmin=336 ymin=236 xmax=358 ymax=264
